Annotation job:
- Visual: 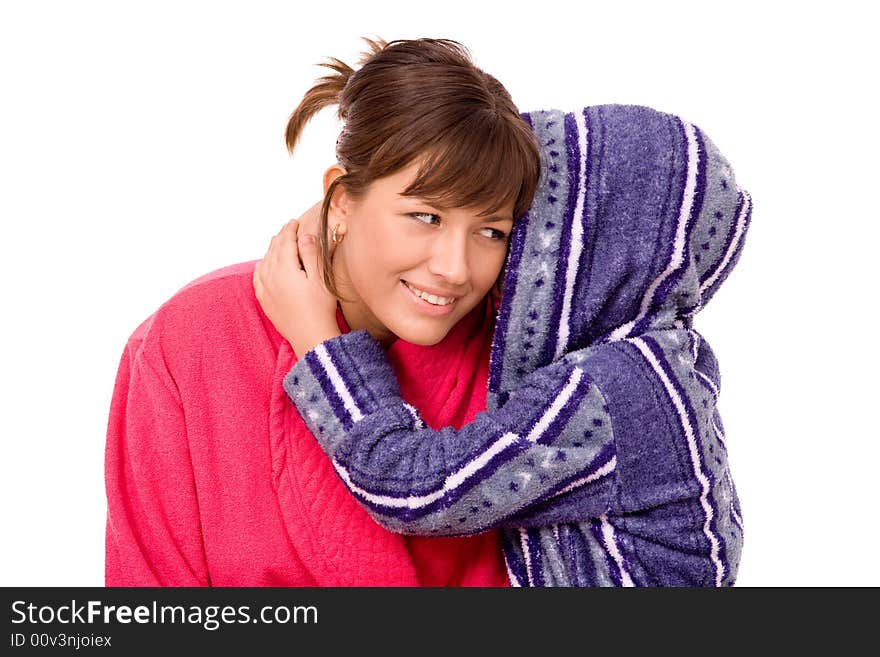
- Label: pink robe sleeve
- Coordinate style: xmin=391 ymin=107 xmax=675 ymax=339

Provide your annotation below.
xmin=104 ymin=336 xmax=210 ymax=586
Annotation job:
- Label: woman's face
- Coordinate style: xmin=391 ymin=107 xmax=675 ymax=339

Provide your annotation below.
xmin=327 ymin=161 xmax=515 ymax=346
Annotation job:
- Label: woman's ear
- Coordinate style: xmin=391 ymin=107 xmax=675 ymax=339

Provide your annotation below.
xmin=323 ymin=164 xmax=349 ymax=217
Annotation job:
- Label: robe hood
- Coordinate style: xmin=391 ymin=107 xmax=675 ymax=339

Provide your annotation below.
xmin=489 ymin=104 xmax=753 ymax=400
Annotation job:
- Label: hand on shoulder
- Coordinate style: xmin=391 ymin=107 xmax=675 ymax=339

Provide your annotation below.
xmin=253 ymin=210 xmax=342 ymax=356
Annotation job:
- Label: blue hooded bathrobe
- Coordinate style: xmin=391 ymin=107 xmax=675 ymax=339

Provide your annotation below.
xmin=284 ymin=104 xmax=753 ymax=586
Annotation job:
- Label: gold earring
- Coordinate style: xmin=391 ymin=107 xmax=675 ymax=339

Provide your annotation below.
xmin=331 ymin=224 xmax=345 ymax=244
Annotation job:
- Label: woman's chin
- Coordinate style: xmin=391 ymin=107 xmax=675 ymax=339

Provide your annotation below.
xmin=390 ymin=325 xmax=448 ymax=346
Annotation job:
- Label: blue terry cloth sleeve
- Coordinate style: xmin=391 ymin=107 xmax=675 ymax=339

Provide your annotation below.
xmin=283 ymin=329 xmax=617 ymax=536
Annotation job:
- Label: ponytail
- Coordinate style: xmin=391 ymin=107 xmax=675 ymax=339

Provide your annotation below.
xmin=285 ymin=37 xmax=387 ymax=156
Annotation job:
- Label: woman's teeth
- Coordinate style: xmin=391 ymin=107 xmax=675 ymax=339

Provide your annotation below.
xmin=404 ymin=281 xmax=456 ymax=306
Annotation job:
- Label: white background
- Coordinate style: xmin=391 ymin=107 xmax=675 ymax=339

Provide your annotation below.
xmin=1 ymin=0 xmax=877 ymax=587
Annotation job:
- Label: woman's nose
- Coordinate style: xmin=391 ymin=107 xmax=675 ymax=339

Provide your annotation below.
xmin=426 ymin=231 xmax=470 ymax=286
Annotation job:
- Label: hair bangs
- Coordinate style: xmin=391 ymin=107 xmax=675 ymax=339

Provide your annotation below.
xmin=401 ymin=111 xmax=537 ymax=219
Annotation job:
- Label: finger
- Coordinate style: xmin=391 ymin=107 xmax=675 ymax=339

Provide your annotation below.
xmin=278 ymin=220 xmax=306 ymax=269
xmin=266 ymin=234 xmax=284 ymax=267
xmin=298 ymin=233 xmax=318 ymax=277
xmin=268 ymin=225 xmax=301 ymax=271
xmin=283 ymin=227 xmax=305 ymax=272
xmin=277 ymin=218 xmax=298 ymax=238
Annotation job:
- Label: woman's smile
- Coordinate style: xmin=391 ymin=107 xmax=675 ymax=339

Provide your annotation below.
xmin=401 ymin=279 xmax=458 ymax=316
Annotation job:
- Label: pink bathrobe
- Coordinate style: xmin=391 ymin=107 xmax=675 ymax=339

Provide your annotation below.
xmin=104 ymin=261 xmax=509 ymax=586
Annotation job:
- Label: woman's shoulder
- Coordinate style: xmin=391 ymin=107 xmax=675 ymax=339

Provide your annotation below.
xmin=171 ymin=260 xmax=258 ymax=298
xmin=124 ymin=260 xmax=265 ymax=359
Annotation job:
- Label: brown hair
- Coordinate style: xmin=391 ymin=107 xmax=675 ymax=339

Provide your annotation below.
xmin=285 ymin=37 xmax=541 ymax=300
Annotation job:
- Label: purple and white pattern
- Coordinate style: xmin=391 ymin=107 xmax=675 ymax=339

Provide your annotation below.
xmin=285 ymin=104 xmax=752 ymax=585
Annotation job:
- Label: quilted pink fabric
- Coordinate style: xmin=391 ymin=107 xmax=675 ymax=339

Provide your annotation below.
xmin=105 ymin=260 xmax=508 ymax=587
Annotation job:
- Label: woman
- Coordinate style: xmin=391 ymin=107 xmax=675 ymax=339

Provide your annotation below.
xmin=256 ymin=103 xmax=753 ymax=586
xmin=104 ymin=37 xmax=540 ymax=586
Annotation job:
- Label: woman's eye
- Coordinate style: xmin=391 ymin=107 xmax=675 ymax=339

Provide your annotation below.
xmin=480 ymin=227 xmax=509 ymax=241
xmin=409 ymin=212 xmax=507 ymax=241
xmin=409 ymin=212 xmax=440 ymax=225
